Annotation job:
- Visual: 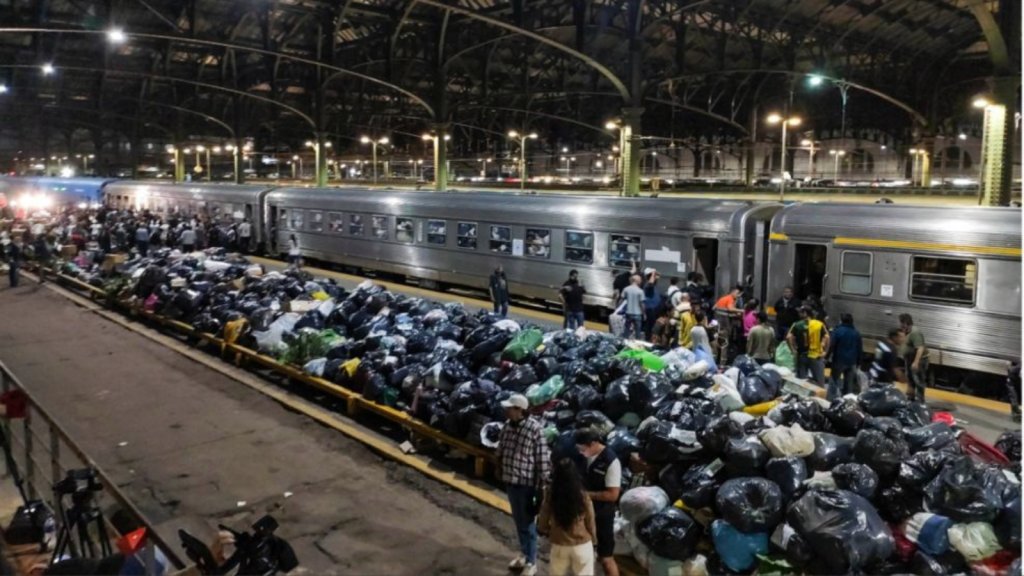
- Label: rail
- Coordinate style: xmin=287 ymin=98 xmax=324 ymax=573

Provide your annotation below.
xmin=0 ymin=360 xmax=186 ymax=574
xmin=47 ymin=269 xmax=498 ymax=479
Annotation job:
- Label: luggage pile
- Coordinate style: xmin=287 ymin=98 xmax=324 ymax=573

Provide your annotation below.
xmin=59 ymin=249 xmax=1021 ymax=575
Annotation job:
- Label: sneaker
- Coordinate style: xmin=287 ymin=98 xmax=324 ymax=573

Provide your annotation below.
xmin=520 ymin=563 xmax=537 ymax=576
xmin=508 ymin=555 xmax=526 ymax=571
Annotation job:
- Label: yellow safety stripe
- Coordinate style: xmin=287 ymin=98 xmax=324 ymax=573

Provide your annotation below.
xmin=833 ymin=236 xmax=1021 ymax=257
xmin=769 ymin=232 xmax=789 ymax=241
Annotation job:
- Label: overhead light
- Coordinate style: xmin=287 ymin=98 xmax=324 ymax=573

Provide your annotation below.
xmin=766 ymin=113 xmax=782 ymax=124
xmin=958 ymin=133 xmax=967 ymax=140
xmin=379 ymin=137 xmax=390 ymax=144
xmin=360 ymin=136 xmax=371 ymax=144
xmin=107 ymin=28 xmax=127 ymax=44
xmin=41 ymin=63 xmax=55 ymax=75
xmin=807 ymin=74 xmax=824 ymax=87
xmin=507 ymin=130 xmax=518 ymax=138
xmin=0 ymin=84 xmax=7 ymax=94
xmin=972 ymin=97 xmax=991 ymax=109
xmin=527 ymin=133 xmax=537 ymax=139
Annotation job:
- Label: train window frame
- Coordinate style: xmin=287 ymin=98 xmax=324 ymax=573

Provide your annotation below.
xmin=328 ymin=212 xmax=344 ymax=233
xmin=489 ymin=225 xmax=512 ymax=254
xmin=308 ymin=211 xmax=324 ymax=232
xmin=839 ymin=251 xmax=873 ymax=296
xmin=289 ymin=209 xmax=305 ymax=231
xmin=525 ymin=228 xmax=551 ymax=259
xmin=908 ymin=255 xmax=977 ymax=306
xmin=565 ymin=230 xmax=595 ymax=264
xmin=371 ymin=215 xmax=389 ymax=239
xmin=610 ymin=234 xmax=642 ymax=268
xmin=348 ymin=213 xmax=365 ymax=236
xmin=426 ymin=219 xmax=447 ymax=245
xmin=457 ymin=222 xmax=478 ymax=250
xmin=396 ymin=217 xmax=415 ymax=243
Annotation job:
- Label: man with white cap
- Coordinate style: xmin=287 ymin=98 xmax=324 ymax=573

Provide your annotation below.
xmin=496 ymin=393 xmax=550 ymax=576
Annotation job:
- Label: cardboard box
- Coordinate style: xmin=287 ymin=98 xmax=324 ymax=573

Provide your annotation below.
xmin=287 ymin=300 xmax=320 ymax=314
xmin=60 ymin=245 xmax=78 ymax=259
xmin=101 ymin=253 xmax=127 ymax=273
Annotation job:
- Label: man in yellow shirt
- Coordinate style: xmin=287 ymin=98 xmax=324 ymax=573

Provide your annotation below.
xmin=787 ymin=307 xmax=830 ymax=386
xmin=675 ymin=293 xmax=696 ymax=348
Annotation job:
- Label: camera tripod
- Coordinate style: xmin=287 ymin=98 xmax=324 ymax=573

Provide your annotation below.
xmin=49 ymin=488 xmax=112 ymax=564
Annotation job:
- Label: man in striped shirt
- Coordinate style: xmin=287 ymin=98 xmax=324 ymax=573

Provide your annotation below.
xmin=496 ymin=394 xmax=550 ymax=576
xmin=870 ymin=328 xmax=906 ymax=385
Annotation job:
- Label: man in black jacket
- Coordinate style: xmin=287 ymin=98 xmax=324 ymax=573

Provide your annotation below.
xmin=773 ymin=286 xmax=802 ymax=341
xmin=489 ymin=265 xmax=510 ymax=318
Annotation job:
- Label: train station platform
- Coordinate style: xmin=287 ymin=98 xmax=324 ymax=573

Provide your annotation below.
xmin=0 ymin=281 xmax=518 ymax=575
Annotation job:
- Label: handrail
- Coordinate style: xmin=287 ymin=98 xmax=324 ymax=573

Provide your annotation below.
xmin=0 ymin=360 xmax=187 ymax=572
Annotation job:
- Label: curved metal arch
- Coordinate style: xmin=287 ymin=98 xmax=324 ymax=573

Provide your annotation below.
xmin=0 ymin=63 xmax=317 ymax=129
xmin=967 ymin=3 xmax=1013 ymax=74
xmin=645 ymin=97 xmax=749 ymax=135
xmin=458 ymin=104 xmax=608 ymax=135
xmin=657 ymin=69 xmax=928 ymax=126
xmin=105 ymin=96 xmax=235 ymax=138
xmin=0 ymin=102 xmax=172 ymax=139
xmin=0 ymin=27 xmax=435 ymax=116
xmin=413 ymin=0 xmax=631 ymax=101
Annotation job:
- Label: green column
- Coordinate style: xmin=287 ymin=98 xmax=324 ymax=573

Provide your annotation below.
xmin=174 ymin=148 xmax=185 ymax=183
xmin=621 ymin=107 xmax=643 ymax=197
xmin=434 ymin=125 xmax=449 ymax=192
xmin=315 ymin=132 xmax=328 ymax=187
xmin=979 ymin=77 xmax=1018 ymax=206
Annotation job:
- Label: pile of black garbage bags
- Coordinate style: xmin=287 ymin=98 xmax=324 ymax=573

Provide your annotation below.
xmin=69 ymin=249 xmax=1021 ymax=575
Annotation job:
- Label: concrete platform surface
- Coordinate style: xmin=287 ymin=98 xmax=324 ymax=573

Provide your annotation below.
xmin=0 ymin=282 xmax=517 ymax=575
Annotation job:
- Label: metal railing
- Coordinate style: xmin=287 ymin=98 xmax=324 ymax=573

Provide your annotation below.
xmin=0 ymin=360 xmax=186 ymax=574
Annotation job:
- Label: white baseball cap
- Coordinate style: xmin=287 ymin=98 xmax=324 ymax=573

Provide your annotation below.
xmin=500 ymin=394 xmax=529 ymax=410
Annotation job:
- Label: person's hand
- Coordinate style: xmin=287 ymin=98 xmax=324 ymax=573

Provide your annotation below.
xmin=211 ymin=530 xmax=236 ymax=565
xmin=911 ymin=362 xmax=919 ymax=371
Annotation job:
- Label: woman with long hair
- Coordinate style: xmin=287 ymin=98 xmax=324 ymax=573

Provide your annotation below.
xmin=538 ymin=458 xmax=597 ymax=576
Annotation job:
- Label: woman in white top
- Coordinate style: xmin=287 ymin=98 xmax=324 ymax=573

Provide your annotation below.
xmin=287 ymin=234 xmax=301 ymax=269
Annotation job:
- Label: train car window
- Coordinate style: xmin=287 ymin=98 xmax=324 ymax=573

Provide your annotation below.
xmin=396 ymin=218 xmax=415 ymax=243
xmin=349 ymin=214 xmax=364 ymax=236
xmin=490 ymin=226 xmax=512 ymax=254
xmin=457 ymin=222 xmax=478 ymax=249
xmin=372 ymin=215 xmax=388 ymax=239
xmin=328 ymin=212 xmax=344 ymax=233
xmin=278 ymin=209 xmax=288 ymax=231
xmin=610 ymin=235 xmax=641 ymax=268
xmin=289 ymin=210 xmax=305 ymax=231
xmin=308 ymin=211 xmax=324 ymax=232
xmin=565 ymin=231 xmax=594 ymax=264
xmin=910 ymin=256 xmax=976 ymax=305
xmin=427 ymin=220 xmax=447 ymax=245
xmin=525 ymin=228 xmax=551 ymax=259
xmin=840 ymin=251 xmax=873 ymax=295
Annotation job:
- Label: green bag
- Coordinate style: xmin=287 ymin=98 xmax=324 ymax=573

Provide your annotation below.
xmin=501 ymin=328 xmax=543 ymax=361
xmin=525 ymin=375 xmax=566 ymax=406
xmin=615 ymin=348 xmax=667 ymax=372
xmin=774 ymin=342 xmax=796 ymax=371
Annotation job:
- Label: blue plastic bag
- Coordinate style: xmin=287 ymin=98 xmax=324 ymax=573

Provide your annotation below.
xmin=712 ymin=519 xmax=769 ymax=572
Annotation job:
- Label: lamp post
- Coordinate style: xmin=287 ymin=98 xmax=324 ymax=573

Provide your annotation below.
xmin=800 ymin=139 xmax=818 ymax=180
xmin=292 ymin=154 xmax=302 ymax=180
xmin=507 ymin=130 xmax=539 ymax=191
xmin=360 ymin=136 xmax=389 ymax=185
xmin=808 ymin=74 xmax=851 ymax=152
xmin=766 ymin=113 xmax=802 ymax=201
xmin=908 ymin=148 xmax=929 ymax=186
xmin=195 ymin=145 xmax=211 ymax=181
xmin=829 ymin=149 xmax=846 ymax=183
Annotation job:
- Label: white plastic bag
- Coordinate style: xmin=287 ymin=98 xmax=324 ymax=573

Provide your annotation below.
xmin=620 ymin=486 xmax=670 ymax=524
xmin=492 ymin=319 xmax=521 ymax=332
xmin=759 ymin=424 xmax=816 ymax=457
xmin=948 ymin=522 xmax=1001 ymax=562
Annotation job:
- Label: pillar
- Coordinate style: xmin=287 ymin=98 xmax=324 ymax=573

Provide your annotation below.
xmin=979 ymin=77 xmax=1017 ymax=206
xmin=621 ymin=107 xmax=643 ymax=197
xmin=919 ymin=135 xmax=935 ymax=188
xmin=315 ymin=132 xmax=328 ymax=187
xmin=745 ymin=106 xmax=758 ymax=188
xmin=233 ymin=137 xmax=244 ymax=184
xmin=174 ymin=148 xmax=185 ymax=183
xmin=434 ymin=124 xmax=449 ymax=192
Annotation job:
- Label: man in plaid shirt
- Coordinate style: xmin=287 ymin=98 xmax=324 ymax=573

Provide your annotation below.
xmin=496 ymin=393 xmax=550 ymax=576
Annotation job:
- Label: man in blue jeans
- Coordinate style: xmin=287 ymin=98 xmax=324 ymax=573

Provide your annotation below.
xmin=621 ymin=274 xmax=646 ymax=340
xmin=489 ymin=265 xmax=510 ymax=318
xmin=829 ymin=313 xmax=864 ymax=400
xmin=496 ymin=394 xmax=550 ymax=576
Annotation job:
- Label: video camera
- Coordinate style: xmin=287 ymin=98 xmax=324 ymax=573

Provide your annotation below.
xmin=53 ymin=469 xmax=104 ymax=505
xmin=179 ymin=515 xmax=298 ymax=576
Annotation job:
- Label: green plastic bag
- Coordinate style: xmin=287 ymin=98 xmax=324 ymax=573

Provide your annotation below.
xmin=318 ymin=329 xmax=345 ymax=349
xmin=774 ymin=342 xmax=796 ymax=371
xmin=525 ymin=375 xmax=566 ymax=406
xmin=501 ymin=328 xmax=543 ymax=362
xmin=615 ymin=348 xmax=667 ymax=372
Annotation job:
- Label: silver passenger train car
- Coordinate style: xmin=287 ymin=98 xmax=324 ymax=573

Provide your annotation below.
xmin=768 ymin=203 xmax=1021 ymax=380
xmin=104 ymin=181 xmax=1022 ymax=383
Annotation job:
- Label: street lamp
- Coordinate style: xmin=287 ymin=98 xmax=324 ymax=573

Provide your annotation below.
xmin=196 ymin=145 xmax=212 ymax=180
xmin=766 ymin=113 xmax=802 ymax=201
xmin=360 ymin=136 xmax=389 ymax=184
xmin=291 ymin=154 xmax=302 ymax=179
xmin=478 ymin=157 xmax=492 ymax=178
xmin=107 ymin=28 xmax=127 ymax=44
xmin=0 ymin=84 xmax=8 ymax=94
xmin=829 ymin=149 xmax=846 ymax=183
xmin=807 ymin=73 xmax=851 ymax=152
xmin=508 ymin=130 xmax=539 ymax=192
xmin=908 ymin=148 xmax=928 ymax=186
xmin=41 ymin=63 xmax=55 ymax=76
xmin=800 ymin=139 xmax=818 ymax=180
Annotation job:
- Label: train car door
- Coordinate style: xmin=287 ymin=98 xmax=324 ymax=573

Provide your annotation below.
xmin=793 ymin=243 xmax=828 ymax=301
xmin=692 ymin=237 xmax=719 ymax=288
xmin=268 ymin=205 xmax=279 ymax=253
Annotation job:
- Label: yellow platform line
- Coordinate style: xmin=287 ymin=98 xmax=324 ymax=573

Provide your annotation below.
xmin=34 ymin=272 xmax=512 ymax=515
xmin=248 ymin=256 xmax=608 ymax=331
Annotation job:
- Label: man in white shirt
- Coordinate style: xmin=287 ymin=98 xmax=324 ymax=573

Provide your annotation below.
xmin=238 ymin=219 xmax=253 ymax=253
xmin=575 ymin=429 xmax=621 ymax=576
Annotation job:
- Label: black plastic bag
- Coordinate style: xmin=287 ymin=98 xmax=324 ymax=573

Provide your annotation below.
xmin=995 ymin=430 xmax=1021 ymax=475
xmin=897 ymin=449 xmax=957 ymax=489
xmin=831 ymin=463 xmax=879 ymax=499
xmin=640 ymin=420 xmax=703 ymax=465
xmin=602 ymin=377 xmax=633 ymax=421
xmin=905 ymin=422 xmax=957 ymax=453
xmin=561 ymin=384 xmax=602 ymax=412
xmin=909 ymin=550 xmax=969 ymax=576
xmin=636 ymin=507 xmax=701 ymax=561
xmin=533 ymin=357 xmax=560 ymax=381
xmin=715 ymin=477 xmax=784 ymax=534
xmin=469 ymin=333 xmax=510 ymax=365
xmin=859 ymin=385 xmax=907 ymax=416
xmin=732 ymin=354 xmax=760 ymax=376
xmin=655 ymin=398 xmax=716 ymax=432
xmin=893 ymin=402 xmax=932 ymax=429
xmin=723 ymin=436 xmax=770 ymax=477
xmin=877 ymin=483 xmax=922 ymax=523
xmin=765 ymin=457 xmax=808 ymax=500
xmin=806 ymin=433 xmax=855 ymax=471
xmin=294 ymin=310 xmax=325 ymax=331
xmin=776 ymin=400 xmax=828 ymax=432
xmin=606 ymin=427 xmax=641 ymax=464
xmin=629 ymin=373 xmax=674 ymax=416
xmin=698 ymin=415 xmax=744 ymax=456
xmin=787 ymin=489 xmax=894 ymax=574
xmin=853 ymin=428 xmax=909 ymax=480
xmin=995 ymin=495 xmax=1021 ymax=549
xmin=575 ymin=410 xmax=615 ymax=438
xmin=923 ymin=456 xmax=1002 ymax=522
xmin=498 ymin=365 xmax=537 ymax=393
xmin=660 ymin=462 xmax=720 ymax=508
xmin=863 ymin=415 xmax=904 ymax=436
xmin=738 ymin=374 xmax=777 ymax=406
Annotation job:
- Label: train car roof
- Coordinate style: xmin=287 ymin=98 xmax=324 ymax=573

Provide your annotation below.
xmin=267 ymin=187 xmax=774 ymax=235
xmin=0 ymin=176 xmax=116 ymax=192
xmin=104 ymin=181 xmax=275 ymax=202
xmin=773 ymin=202 xmax=1022 ymax=252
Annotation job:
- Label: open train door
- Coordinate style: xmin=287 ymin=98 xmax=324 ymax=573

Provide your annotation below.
xmin=740 ymin=205 xmax=783 ymax=305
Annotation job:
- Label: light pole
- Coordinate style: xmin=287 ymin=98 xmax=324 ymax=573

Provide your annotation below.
xmin=766 ymin=113 xmax=802 ymax=201
xmin=829 ymin=149 xmax=846 ymax=183
xmin=800 ymin=139 xmax=818 ymax=180
xmin=478 ymin=157 xmax=492 ymax=178
xmin=196 ymin=145 xmax=211 ymax=181
xmin=908 ymin=148 xmax=929 ymax=186
xmin=306 ymin=139 xmax=333 ymax=184
xmin=292 ymin=155 xmax=302 ymax=180
xmin=507 ymin=130 xmax=539 ymax=191
xmin=360 ymin=136 xmax=389 ymax=185
xmin=808 ymin=74 xmax=851 ymax=152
